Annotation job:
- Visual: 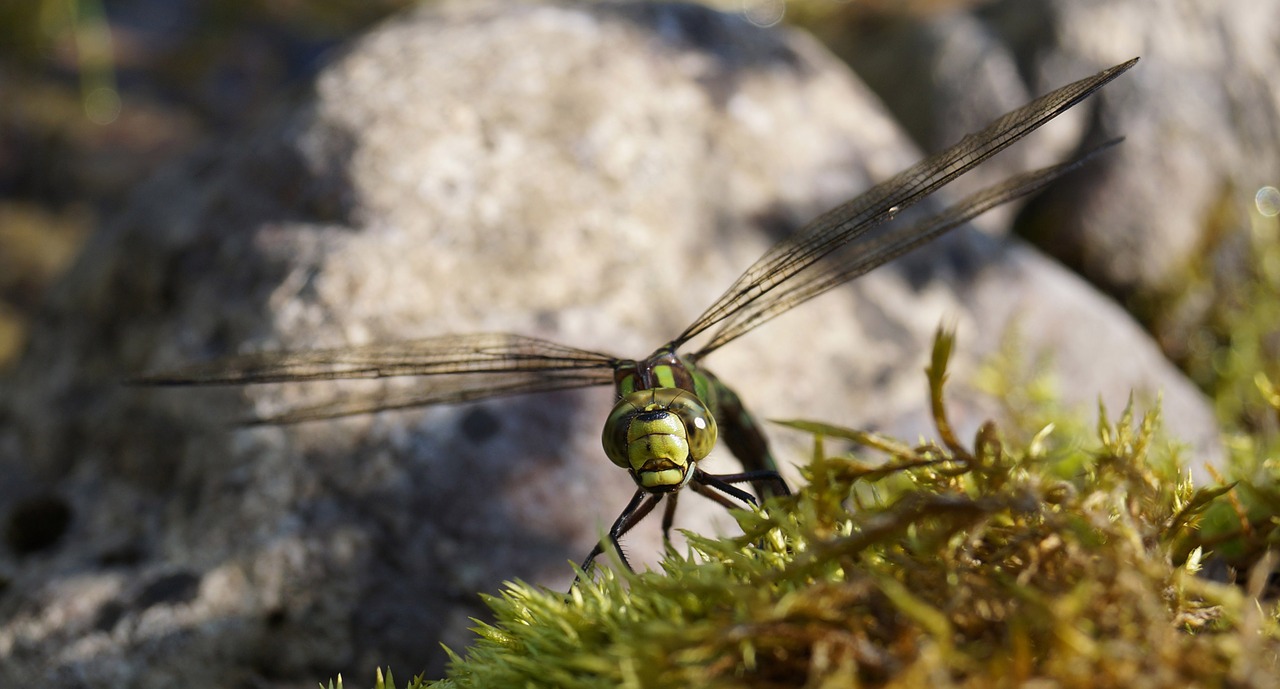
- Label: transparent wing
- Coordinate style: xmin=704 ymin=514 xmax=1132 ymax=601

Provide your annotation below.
xmin=695 ymin=139 xmax=1123 ymax=355
xmin=134 ymin=332 xmax=620 ymax=420
xmin=673 ymin=58 xmax=1137 ymax=354
xmin=239 ymin=370 xmax=615 ymax=425
xmin=135 ymin=332 xmax=619 ymax=384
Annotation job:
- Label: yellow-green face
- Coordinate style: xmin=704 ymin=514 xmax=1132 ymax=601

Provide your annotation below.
xmin=602 ymin=388 xmax=718 ymax=491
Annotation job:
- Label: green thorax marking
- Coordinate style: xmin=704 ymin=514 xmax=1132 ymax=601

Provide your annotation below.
xmin=613 ymin=346 xmax=717 ymax=411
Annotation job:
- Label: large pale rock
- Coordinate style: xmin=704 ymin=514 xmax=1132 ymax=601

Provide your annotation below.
xmin=0 ymin=2 xmax=1221 ymax=686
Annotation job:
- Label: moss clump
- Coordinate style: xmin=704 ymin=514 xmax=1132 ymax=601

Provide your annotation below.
xmin=351 ymin=329 xmax=1279 ymax=688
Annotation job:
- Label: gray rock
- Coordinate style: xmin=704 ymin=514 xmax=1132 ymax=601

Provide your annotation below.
xmin=834 ymin=0 xmax=1280 ymax=295
xmin=0 ymin=1 xmax=1221 ymax=686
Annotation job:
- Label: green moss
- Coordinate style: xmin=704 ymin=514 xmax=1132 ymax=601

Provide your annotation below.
xmin=342 ymin=328 xmax=1280 ymax=689
xmin=1142 ymin=195 xmax=1280 ymax=457
xmin=1123 ymin=197 xmax=1280 ymax=574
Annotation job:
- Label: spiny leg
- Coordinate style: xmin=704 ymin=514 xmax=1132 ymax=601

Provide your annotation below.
xmin=574 ymin=489 xmax=663 ymax=586
xmin=692 ymin=469 xmax=788 ymax=557
xmin=689 ymin=479 xmax=753 ymax=510
xmin=660 ymin=491 xmax=680 ymax=554
xmin=698 ymin=468 xmax=791 ymax=500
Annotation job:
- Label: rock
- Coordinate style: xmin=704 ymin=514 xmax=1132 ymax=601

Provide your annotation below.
xmin=831 ymin=0 xmax=1280 ymax=296
xmin=0 ymin=1 xmax=1222 ymax=686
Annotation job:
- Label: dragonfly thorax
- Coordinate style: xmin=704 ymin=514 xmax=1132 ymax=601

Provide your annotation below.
xmin=602 ymin=387 xmax=718 ymax=492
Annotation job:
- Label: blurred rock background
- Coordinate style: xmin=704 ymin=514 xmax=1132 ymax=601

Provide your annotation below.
xmin=0 ymin=0 xmax=406 ymax=370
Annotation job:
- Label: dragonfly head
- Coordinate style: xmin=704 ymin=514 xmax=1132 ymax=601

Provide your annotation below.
xmin=602 ymin=387 xmax=718 ymax=492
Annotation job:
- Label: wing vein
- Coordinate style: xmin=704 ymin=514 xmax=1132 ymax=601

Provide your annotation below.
xmin=674 ymin=58 xmax=1137 ymax=349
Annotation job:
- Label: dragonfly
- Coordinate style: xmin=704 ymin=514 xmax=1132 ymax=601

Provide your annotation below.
xmin=138 ymin=58 xmax=1137 ymax=580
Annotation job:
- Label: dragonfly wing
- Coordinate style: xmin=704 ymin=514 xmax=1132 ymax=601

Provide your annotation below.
xmin=134 ymin=332 xmax=620 ymax=421
xmin=673 ymin=58 xmax=1137 ymax=354
xmin=697 ymin=139 xmax=1124 ymax=354
xmin=242 ymin=369 xmax=616 ymax=425
xmin=134 ymin=332 xmax=619 ymax=384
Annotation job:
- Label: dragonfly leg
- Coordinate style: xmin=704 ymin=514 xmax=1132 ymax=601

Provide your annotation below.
xmin=689 ymin=479 xmax=751 ymax=512
xmin=573 ymin=489 xmax=663 ymax=586
xmin=691 ymin=469 xmax=786 ymax=559
xmin=690 ymin=469 xmax=760 ymax=506
xmin=660 ymin=491 xmax=680 ymax=553
xmin=703 ymin=468 xmax=791 ymax=498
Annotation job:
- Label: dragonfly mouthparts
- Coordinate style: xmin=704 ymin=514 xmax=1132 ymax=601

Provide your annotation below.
xmin=635 ymin=458 xmax=691 ymax=492
xmin=640 ymin=457 xmax=680 ymax=472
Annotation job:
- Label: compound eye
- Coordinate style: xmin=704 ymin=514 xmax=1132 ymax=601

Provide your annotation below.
xmin=657 ymin=389 xmax=718 ymax=461
xmin=602 ymin=395 xmax=641 ymax=468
